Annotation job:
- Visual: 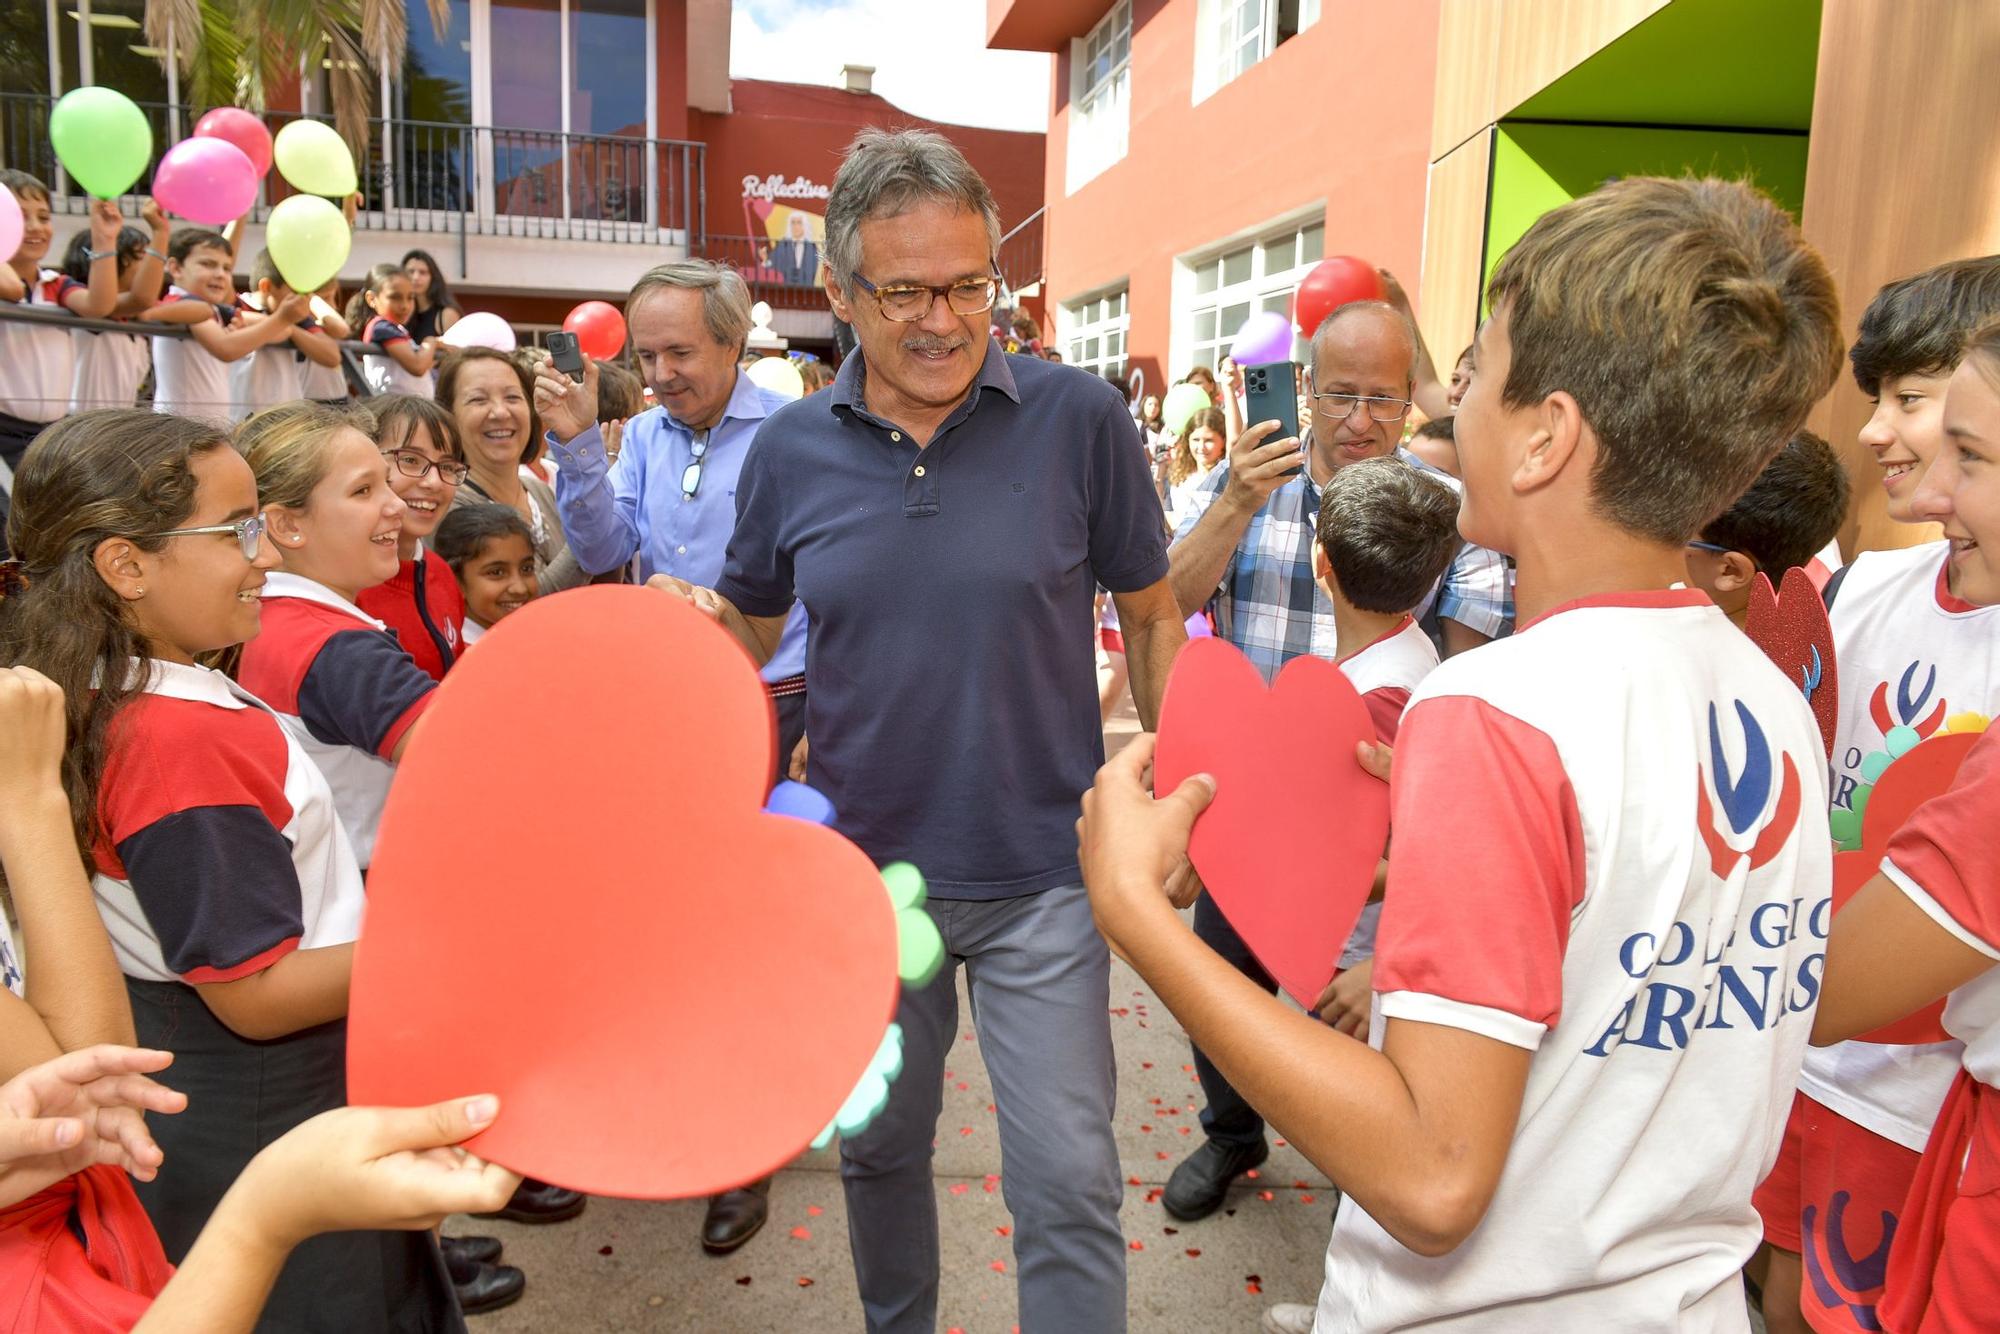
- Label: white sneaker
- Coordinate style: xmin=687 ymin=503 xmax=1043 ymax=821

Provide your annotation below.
xmin=1260 ymin=1303 xmax=1316 ymax=1334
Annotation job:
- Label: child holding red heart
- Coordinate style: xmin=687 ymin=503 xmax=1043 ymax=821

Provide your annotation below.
xmin=1812 ymin=319 xmax=2000 ymax=1333
xmin=1082 ymin=177 xmax=1843 ymax=1332
xmin=1752 ymin=257 xmax=2000 ymax=1334
xmin=0 ymin=409 xmax=465 ymax=1330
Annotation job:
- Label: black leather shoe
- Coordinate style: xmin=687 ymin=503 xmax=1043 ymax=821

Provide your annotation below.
xmin=445 ymin=1251 xmax=525 ymax=1316
xmin=473 ymin=1176 xmax=587 ymax=1225
xmin=1163 ymin=1138 xmax=1270 ymax=1221
xmin=441 ymin=1234 xmax=503 ymax=1267
xmin=700 ymin=1177 xmax=772 ymax=1254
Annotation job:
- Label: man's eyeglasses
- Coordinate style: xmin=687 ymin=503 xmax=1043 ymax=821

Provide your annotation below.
xmin=851 ymin=272 xmax=1000 ymax=323
xmin=681 ymin=431 xmax=709 ymax=499
xmin=383 ymin=448 xmax=471 ymax=486
xmin=148 ymin=514 xmax=267 ymax=560
xmin=1309 ymin=392 xmax=1414 ymax=423
xmin=1685 ymin=540 xmax=1734 ymax=556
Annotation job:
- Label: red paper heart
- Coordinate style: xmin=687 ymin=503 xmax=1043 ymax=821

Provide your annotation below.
xmin=347 ymin=587 xmax=899 ymax=1198
xmin=1829 ymin=728 xmax=1980 ymax=1045
xmin=1745 ymin=567 xmax=1839 ymax=757
xmin=1154 ymin=638 xmax=1388 ymax=1007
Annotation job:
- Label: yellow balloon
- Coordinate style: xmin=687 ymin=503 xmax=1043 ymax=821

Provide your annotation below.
xmin=265 ymin=195 xmax=351 ymax=294
xmin=273 ymin=119 xmax=358 ymax=198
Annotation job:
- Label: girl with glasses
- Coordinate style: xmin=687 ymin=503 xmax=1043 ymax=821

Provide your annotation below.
xmin=355 ymin=396 xmax=471 ymax=682
xmin=0 ymin=408 xmax=463 ymax=1332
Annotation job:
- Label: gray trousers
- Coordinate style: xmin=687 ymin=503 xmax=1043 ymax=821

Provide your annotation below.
xmin=840 ymin=882 xmax=1126 ymax=1333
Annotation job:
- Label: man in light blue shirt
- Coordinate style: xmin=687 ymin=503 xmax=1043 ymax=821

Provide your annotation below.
xmin=533 ymin=258 xmax=806 ymax=1255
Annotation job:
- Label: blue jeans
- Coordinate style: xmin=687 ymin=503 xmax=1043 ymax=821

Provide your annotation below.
xmin=840 ymin=882 xmax=1126 ymax=1333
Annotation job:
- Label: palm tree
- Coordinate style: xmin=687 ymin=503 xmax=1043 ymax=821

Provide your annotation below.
xmin=142 ymin=0 xmax=452 ymax=157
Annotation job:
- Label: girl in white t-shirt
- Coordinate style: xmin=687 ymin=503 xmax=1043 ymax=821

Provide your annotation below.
xmin=1165 ymin=406 xmax=1227 ymax=520
xmin=346 ymin=264 xmax=437 ymax=397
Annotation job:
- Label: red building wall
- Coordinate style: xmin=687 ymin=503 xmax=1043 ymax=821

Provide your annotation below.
xmin=1042 ymin=0 xmax=1439 ymax=390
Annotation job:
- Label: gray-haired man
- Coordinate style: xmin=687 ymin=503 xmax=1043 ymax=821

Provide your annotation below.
xmin=648 ymin=128 xmax=1187 ymax=1331
xmin=535 ymin=261 xmax=809 ymax=1253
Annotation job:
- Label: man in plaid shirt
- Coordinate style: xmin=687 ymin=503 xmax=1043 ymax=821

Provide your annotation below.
xmin=1157 ymin=300 xmax=1513 ymax=1221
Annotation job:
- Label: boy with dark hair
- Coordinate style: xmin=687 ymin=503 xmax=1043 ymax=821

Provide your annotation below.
xmin=1753 ymin=253 xmax=2000 ymax=1334
xmin=230 ymin=248 xmax=342 ymax=421
xmin=1684 ymin=429 xmax=1851 ymax=626
xmin=143 ymin=228 xmax=306 ymax=422
xmin=1403 ymin=415 xmax=1459 ymax=478
xmin=1081 ymin=176 xmax=1843 ymax=1332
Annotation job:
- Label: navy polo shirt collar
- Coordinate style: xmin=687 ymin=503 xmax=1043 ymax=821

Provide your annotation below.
xmin=832 ymin=338 xmax=1022 ymax=519
xmin=831 ymin=337 xmax=1022 ymax=425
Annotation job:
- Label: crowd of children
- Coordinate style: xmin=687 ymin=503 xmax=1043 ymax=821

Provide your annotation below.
xmin=2 ymin=157 xmax=1999 ymax=1333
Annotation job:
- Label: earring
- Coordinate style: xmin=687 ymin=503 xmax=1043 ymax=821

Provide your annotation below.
xmin=132 ymin=586 xmax=146 ymax=598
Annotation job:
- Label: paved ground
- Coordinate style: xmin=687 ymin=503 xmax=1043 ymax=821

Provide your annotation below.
xmin=458 ymin=696 xmax=1335 ymax=1332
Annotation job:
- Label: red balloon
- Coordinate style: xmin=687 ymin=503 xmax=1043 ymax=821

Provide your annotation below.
xmin=1292 ymin=256 xmax=1384 ymax=338
xmin=192 ymin=107 xmax=273 ymax=179
xmin=563 ymin=300 xmax=628 ymax=361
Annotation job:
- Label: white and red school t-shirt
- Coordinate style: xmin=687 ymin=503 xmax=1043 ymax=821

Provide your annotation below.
xmin=89 ymin=657 xmax=363 ymax=984
xmin=69 ymin=323 xmax=151 ymax=413
xmin=1318 ymin=588 xmax=1831 ymax=1332
xmin=235 ymin=572 xmax=435 ymax=868
xmin=361 ymin=315 xmax=430 ymax=397
xmin=0 ymin=271 xmax=84 ymax=424
xmin=1799 ymin=541 xmax=2000 ymax=1150
xmin=355 ymin=551 xmax=465 ymax=683
xmin=1334 ymin=615 xmax=1438 ymax=969
xmin=229 ymin=304 xmax=323 ymax=421
xmin=149 ymin=286 xmax=239 ymax=423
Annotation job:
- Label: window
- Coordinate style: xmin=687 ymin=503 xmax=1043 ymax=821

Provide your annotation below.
xmin=1181 ymin=218 xmax=1323 ymax=371
xmin=1065 ymin=1 xmax=1131 ymax=194
xmin=1065 ymin=288 xmax=1130 ymax=382
xmin=1194 ymin=0 xmax=1318 ymax=102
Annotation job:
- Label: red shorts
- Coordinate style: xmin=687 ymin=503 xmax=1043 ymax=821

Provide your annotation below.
xmin=1753 ymin=1091 xmax=1922 ymax=1333
xmin=1098 ymin=627 xmax=1125 ymax=655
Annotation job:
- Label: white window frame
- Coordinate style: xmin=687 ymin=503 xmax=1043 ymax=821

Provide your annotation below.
xmin=1192 ymin=0 xmax=1319 ymax=104
xmin=1064 ymin=0 xmax=1131 ymax=195
xmin=1060 ymin=285 xmax=1131 ymax=381
xmin=1173 ymin=213 xmax=1325 ymax=374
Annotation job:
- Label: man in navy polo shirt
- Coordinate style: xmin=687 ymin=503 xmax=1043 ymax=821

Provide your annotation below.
xmin=647 ymin=128 xmax=1186 ymax=1333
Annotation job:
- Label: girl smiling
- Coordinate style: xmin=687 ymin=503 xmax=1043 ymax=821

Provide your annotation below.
xmin=355 ymin=396 xmax=469 ymax=681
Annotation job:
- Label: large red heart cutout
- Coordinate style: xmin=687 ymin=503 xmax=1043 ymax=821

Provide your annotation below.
xmin=1829 ymin=728 xmax=1981 ymax=1045
xmin=1154 ymin=638 xmax=1388 ymax=1008
xmin=1745 ymin=567 xmax=1839 ymax=757
xmin=347 ymin=586 xmax=899 ymax=1198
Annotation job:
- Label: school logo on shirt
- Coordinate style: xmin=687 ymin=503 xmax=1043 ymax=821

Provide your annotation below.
xmin=1867 ymin=659 xmax=1947 ymax=739
xmin=1695 ymin=700 xmax=1803 ymax=880
xmin=1801 ymin=1191 xmax=1894 ymax=1333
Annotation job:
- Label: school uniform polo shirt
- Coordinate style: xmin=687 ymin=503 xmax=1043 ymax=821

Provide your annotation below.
xmin=716 ymin=339 xmax=1170 ymax=899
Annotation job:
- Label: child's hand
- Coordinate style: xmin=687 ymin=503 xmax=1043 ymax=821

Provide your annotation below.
xmin=88 ymin=199 xmax=123 ymax=251
xmin=1076 ymin=734 xmax=1215 ymax=961
xmin=1356 ymin=740 xmax=1392 ymax=784
xmin=270 ymin=291 xmax=312 ymax=327
xmin=533 ymin=356 xmax=599 ymax=444
xmin=0 ymin=667 xmax=67 ymax=820
xmin=0 ymin=1045 xmax=186 ymax=1209
xmin=1315 ymin=957 xmax=1374 ymax=1037
xmin=222 ymin=1096 xmax=519 ymax=1251
xmin=140 ymin=198 xmax=168 ymax=236
xmin=644 ymin=573 xmax=729 ymax=621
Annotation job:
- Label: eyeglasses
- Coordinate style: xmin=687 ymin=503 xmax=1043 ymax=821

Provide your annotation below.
xmin=1685 ymin=540 xmax=1734 ymax=556
xmin=1309 ymin=392 xmax=1414 ymax=423
xmin=148 ymin=514 xmax=267 ymax=560
xmin=681 ymin=431 xmax=709 ymax=499
xmin=383 ymin=448 xmax=471 ymax=486
xmin=851 ymin=272 xmax=1000 ymax=323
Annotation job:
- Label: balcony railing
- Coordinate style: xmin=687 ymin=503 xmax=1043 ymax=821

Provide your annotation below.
xmin=703 ymin=234 xmax=833 ymax=312
xmin=998 ymin=206 xmax=1044 ymax=296
xmin=1 ymin=93 xmax=706 ymax=254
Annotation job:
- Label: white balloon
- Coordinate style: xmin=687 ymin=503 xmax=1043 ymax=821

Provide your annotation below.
xmin=746 ymin=355 xmax=805 ymax=400
xmin=440 ymin=311 xmax=517 ymax=352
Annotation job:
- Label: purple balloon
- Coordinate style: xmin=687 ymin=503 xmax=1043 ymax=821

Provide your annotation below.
xmin=1230 ymin=310 xmax=1295 ymax=366
xmin=154 ymin=137 xmax=259 ymax=227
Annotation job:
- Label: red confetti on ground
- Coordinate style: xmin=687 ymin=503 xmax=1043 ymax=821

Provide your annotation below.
xmin=1133 ymin=990 xmax=1144 ymax=997
xmin=1299 ymin=1194 xmax=1317 ymax=1204
xmin=943 ymin=1070 xmax=954 ymax=1079
xmin=959 ymin=1127 xmax=974 ymax=1136
xmin=996 ymin=1225 xmax=1012 ymax=1236
xmin=956 ymin=1081 xmax=969 ymax=1091
xmin=1141 ymin=1061 xmax=1153 ymax=1069
xmin=1178 ymin=1127 xmax=1191 ymax=1135
xmin=983 ymin=1175 xmax=1000 ymax=1193
xmin=1127 ymin=1175 xmax=1142 ymax=1186
xmin=807 ymin=1205 xmax=823 ymax=1216
xmin=1246 ymin=1282 xmax=1262 ymax=1295
xmin=949 ymin=1183 xmax=969 ymax=1196
xmin=962 ymin=1033 xmax=974 ymax=1042
xmin=1259 ymin=1190 xmax=1275 ymax=1202
xmin=1163 ymin=1226 xmax=1178 ymax=1235
xmin=1275 ymin=1139 xmax=1287 ymax=1147
xmin=1129 ymin=1240 xmax=1145 ymax=1251
xmin=1245 ymin=1169 xmax=1259 ymax=1179
xmin=1139 ymin=1125 xmax=1153 ymax=1133
xmin=1185 ymin=1248 xmax=1202 ymax=1258
xmin=797 ymin=1277 xmax=815 ymax=1288
xmin=598 ymin=1245 xmax=613 ymax=1256
xmin=1144 ymin=1188 xmax=1163 ymax=1204
xmin=790 ymin=1226 xmax=812 ymax=1240
xmin=735 ymin=1276 xmax=752 ymax=1286
xmin=1155 ymin=1151 xmax=1171 ymax=1160
xmin=1293 ymin=1180 xmax=1308 ymax=1189
xmin=1182 ymin=1064 xmax=1194 ymax=1072
xmin=990 ymin=1260 xmax=1007 ymax=1274
xmin=986 ymin=1104 xmax=997 ymax=1114
xmin=948 ymin=1327 xmax=966 ymax=1333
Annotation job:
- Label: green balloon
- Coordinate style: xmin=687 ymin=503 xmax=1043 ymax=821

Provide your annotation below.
xmin=49 ymin=87 xmax=153 ymax=199
xmin=1163 ymin=382 xmax=1213 ymax=436
xmin=264 ymin=194 xmax=350 ymax=294
xmin=896 ymin=909 xmax=944 ymax=988
xmin=273 ymin=119 xmax=358 ymax=198
xmin=880 ymin=861 xmax=925 ymax=912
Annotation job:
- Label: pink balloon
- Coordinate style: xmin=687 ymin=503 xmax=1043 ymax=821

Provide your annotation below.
xmin=0 ymin=187 xmax=20 ymax=265
xmin=193 ymin=106 xmax=273 ymax=178
xmin=154 ymin=138 xmax=260 ymax=227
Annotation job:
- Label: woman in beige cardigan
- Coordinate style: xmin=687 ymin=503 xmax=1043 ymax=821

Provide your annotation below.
xmin=435 ymin=347 xmax=591 ymax=596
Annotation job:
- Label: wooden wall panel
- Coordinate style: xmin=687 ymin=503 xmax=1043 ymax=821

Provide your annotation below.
xmin=1801 ymin=0 xmax=2000 ymax=557
xmin=1417 ymin=127 xmax=1493 ymax=386
xmin=1430 ymin=0 xmax=1666 ymax=162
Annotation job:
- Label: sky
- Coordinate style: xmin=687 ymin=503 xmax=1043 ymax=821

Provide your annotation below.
xmin=730 ymin=0 xmax=1052 ymax=134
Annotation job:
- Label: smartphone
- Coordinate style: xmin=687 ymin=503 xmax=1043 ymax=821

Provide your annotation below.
xmin=546 ymin=330 xmax=586 ymax=383
xmin=1243 ymin=360 xmax=1303 ymax=475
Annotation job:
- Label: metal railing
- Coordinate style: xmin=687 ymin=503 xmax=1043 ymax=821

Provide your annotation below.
xmin=2 ymin=93 xmax=706 ymax=255
xmin=703 ymin=234 xmax=832 ymax=311
xmin=998 ymin=206 xmax=1045 ymax=295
